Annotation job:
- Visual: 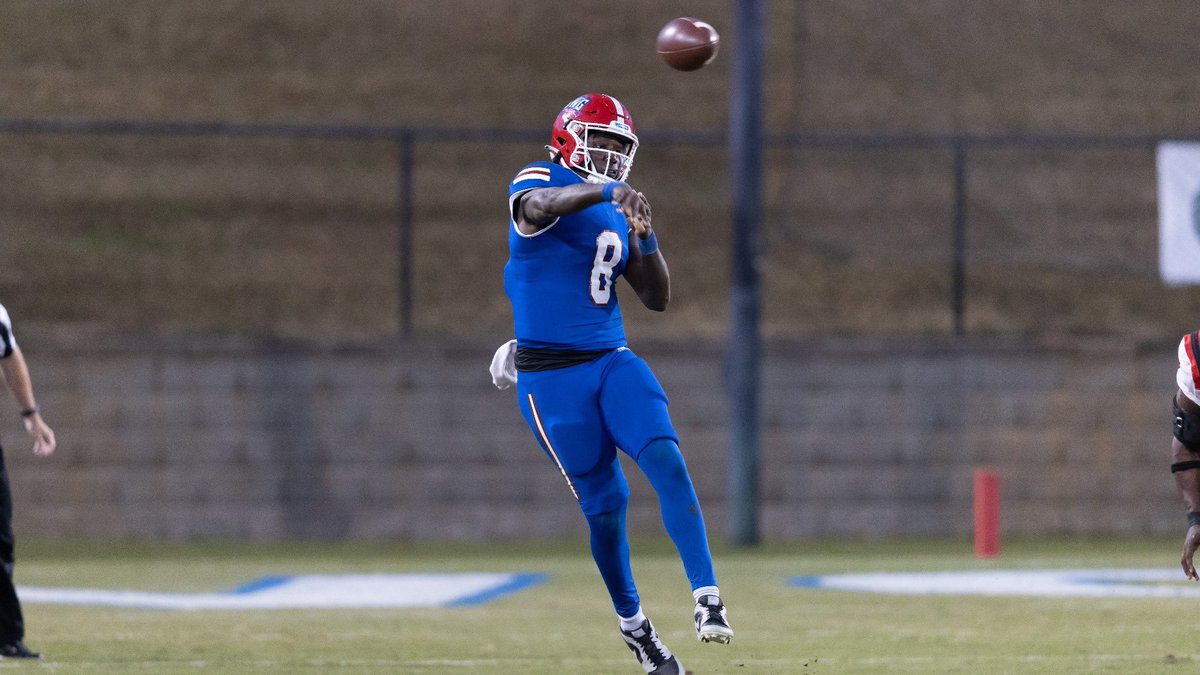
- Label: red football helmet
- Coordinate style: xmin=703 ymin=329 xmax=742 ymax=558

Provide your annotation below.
xmin=547 ymin=93 xmax=639 ymax=184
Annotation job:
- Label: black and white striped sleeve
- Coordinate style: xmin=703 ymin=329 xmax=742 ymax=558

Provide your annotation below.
xmin=0 ymin=303 xmax=15 ymax=359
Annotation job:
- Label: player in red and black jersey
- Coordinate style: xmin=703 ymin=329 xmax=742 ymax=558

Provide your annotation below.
xmin=1171 ymin=330 xmax=1200 ymax=578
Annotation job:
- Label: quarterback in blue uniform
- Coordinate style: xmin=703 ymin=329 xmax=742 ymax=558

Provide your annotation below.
xmin=498 ymin=93 xmax=732 ymax=675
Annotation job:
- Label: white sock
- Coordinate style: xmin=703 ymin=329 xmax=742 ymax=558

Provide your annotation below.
xmin=693 ymin=586 xmax=720 ymax=603
xmin=618 ymin=608 xmax=647 ymax=631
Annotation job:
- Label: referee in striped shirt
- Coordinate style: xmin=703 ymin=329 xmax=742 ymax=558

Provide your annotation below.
xmin=0 ymin=303 xmax=55 ymax=659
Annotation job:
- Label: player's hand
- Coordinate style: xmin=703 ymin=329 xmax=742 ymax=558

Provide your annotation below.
xmin=610 ymin=184 xmax=652 ymax=238
xmin=1183 ymin=525 xmax=1200 ymax=580
xmin=23 ymin=413 xmax=55 ymax=457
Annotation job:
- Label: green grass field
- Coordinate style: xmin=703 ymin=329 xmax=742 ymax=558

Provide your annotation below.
xmin=6 ymin=537 xmax=1198 ymax=673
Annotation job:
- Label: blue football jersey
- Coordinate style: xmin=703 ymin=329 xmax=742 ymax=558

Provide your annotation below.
xmin=505 ymin=161 xmax=630 ymax=350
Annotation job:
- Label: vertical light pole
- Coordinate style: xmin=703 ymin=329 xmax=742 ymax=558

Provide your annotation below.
xmin=728 ymin=0 xmax=763 ymax=547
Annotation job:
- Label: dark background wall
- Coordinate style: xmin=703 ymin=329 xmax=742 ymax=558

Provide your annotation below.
xmin=1 ymin=337 xmax=1171 ymax=540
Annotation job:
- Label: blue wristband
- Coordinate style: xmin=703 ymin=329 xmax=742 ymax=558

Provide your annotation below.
xmin=638 ymin=232 xmax=658 ymax=255
xmin=601 ymin=181 xmax=627 ymax=202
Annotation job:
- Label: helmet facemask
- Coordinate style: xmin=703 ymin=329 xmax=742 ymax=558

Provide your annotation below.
xmin=564 ymin=122 xmax=638 ymax=184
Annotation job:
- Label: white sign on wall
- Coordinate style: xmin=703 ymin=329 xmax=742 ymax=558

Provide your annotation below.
xmin=1157 ymin=142 xmax=1200 ymax=285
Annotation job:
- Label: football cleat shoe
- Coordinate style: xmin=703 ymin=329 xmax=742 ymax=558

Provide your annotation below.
xmin=0 ymin=640 xmax=39 ymax=659
xmin=694 ymin=595 xmax=734 ymax=644
xmin=619 ymin=619 xmax=683 ymax=674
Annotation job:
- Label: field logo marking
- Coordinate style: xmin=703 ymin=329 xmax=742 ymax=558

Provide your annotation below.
xmin=18 ymin=573 xmax=548 ymax=610
xmin=791 ymin=568 xmax=1200 ymax=598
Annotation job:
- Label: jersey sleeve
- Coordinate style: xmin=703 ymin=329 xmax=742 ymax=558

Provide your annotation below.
xmin=508 ymin=162 xmax=572 ymax=226
xmin=0 ymin=304 xmax=14 ymax=359
xmin=1178 ymin=331 xmax=1200 ymax=406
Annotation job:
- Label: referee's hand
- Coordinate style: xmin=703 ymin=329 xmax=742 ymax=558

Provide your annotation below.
xmin=23 ymin=413 xmax=55 ymax=457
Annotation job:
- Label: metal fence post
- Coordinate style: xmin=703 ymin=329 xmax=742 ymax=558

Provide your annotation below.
xmin=951 ymin=139 xmax=967 ymax=337
xmin=397 ymin=131 xmax=414 ymax=338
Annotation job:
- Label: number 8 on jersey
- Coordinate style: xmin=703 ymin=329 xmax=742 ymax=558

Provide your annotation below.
xmin=591 ymin=230 xmax=624 ymax=304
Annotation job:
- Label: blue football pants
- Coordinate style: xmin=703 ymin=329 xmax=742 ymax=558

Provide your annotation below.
xmin=516 ymin=348 xmax=717 ymax=617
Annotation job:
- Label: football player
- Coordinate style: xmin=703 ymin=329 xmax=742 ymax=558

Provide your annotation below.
xmin=494 ymin=94 xmax=732 ymax=674
xmin=1172 ymin=330 xmax=1200 ymax=579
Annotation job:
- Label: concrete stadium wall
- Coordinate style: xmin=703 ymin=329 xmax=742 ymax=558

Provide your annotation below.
xmin=0 ymin=338 xmax=1176 ymax=541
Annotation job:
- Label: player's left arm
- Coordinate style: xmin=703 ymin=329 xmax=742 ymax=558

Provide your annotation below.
xmin=1173 ymin=387 xmax=1200 ymax=579
xmin=623 ymin=224 xmax=669 ymax=312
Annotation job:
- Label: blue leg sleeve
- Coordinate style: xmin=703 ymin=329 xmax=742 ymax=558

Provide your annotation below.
xmin=635 ymin=438 xmax=718 ymax=590
xmin=584 ymin=505 xmax=640 ymax=618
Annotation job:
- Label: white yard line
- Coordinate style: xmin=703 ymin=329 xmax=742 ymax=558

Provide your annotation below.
xmin=17 ymin=573 xmax=546 ymax=610
xmin=792 ymin=568 xmax=1200 ymax=597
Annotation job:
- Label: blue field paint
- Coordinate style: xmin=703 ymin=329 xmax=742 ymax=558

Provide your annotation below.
xmin=231 ymin=576 xmax=292 ymax=594
xmin=446 ymin=573 xmax=549 ymax=607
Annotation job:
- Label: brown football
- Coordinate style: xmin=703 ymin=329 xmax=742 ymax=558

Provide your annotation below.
xmin=655 ymin=17 xmax=719 ymax=71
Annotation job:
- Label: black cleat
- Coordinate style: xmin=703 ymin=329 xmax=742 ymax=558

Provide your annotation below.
xmin=694 ymin=594 xmax=733 ymax=644
xmin=620 ymin=618 xmax=683 ymax=674
xmin=0 ymin=640 xmax=39 ymax=659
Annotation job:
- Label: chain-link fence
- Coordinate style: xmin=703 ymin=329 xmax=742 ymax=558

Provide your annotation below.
xmin=1 ymin=119 xmax=1195 ymax=344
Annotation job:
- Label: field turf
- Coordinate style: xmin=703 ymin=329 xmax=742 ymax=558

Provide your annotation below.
xmin=10 ymin=537 xmax=1198 ymax=673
